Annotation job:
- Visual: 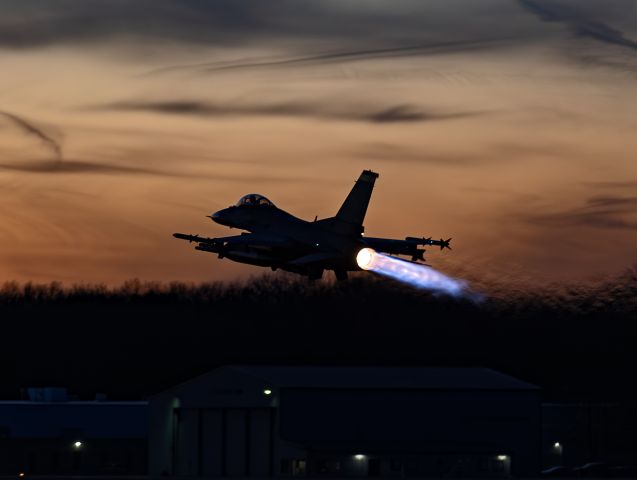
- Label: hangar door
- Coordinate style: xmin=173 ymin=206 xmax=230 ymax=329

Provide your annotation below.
xmin=174 ymin=407 xmax=274 ymax=477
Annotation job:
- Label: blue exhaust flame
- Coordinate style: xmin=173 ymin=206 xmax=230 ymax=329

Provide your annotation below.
xmin=356 ymin=248 xmax=481 ymax=300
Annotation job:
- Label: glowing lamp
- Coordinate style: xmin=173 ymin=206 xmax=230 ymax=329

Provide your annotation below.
xmin=354 ymin=454 xmax=365 ymax=460
xmin=356 ymin=248 xmax=376 ymax=270
xmin=263 ymin=389 xmax=272 ymax=396
xmin=73 ymin=441 xmax=82 ymax=449
xmin=497 ymin=455 xmax=508 ymax=461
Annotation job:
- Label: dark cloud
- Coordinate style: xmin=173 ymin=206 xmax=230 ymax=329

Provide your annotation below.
xmin=0 ymin=1 xmax=262 ymax=48
xmin=0 ymin=0 xmax=634 ymax=73
xmin=587 ymin=196 xmax=637 ymax=208
xmin=369 ymin=105 xmax=484 ymax=123
xmin=98 ymin=99 xmax=484 ymax=125
xmin=525 ymin=195 xmax=637 ymax=231
xmin=0 ymin=159 xmax=170 ymax=175
xmin=518 ymin=0 xmax=637 ymax=50
xmin=0 ymin=1 xmax=539 ymax=57
xmin=146 ymin=38 xmax=508 ymax=76
xmin=0 ymin=159 xmax=328 ymax=186
xmin=585 ymin=180 xmax=637 ymax=190
xmin=0 ymin=110 xmax=62 ymax=161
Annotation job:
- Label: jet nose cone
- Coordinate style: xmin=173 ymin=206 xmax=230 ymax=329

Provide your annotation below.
xmin=209 ymin=210 xmax=228 ymax=226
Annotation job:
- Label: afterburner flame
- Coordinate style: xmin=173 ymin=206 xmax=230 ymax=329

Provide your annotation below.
xmin=356 ymin=248 xmax=481 ymax=300
xmin=356 ymin=248 xmax=376 ymax=270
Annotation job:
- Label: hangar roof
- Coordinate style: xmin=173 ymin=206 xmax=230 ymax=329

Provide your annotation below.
xmin=225 ymin=365 xmax=538 ymax=391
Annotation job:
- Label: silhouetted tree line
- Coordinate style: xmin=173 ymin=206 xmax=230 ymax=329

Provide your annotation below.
xmin=2 ymin=268 xmax=636 ymax=402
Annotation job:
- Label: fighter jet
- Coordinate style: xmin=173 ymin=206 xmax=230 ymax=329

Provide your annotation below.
xmin=174 ymin=170 xmax=451 ymax=280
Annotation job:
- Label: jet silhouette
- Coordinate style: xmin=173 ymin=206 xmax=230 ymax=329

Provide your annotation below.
xmin=174 ymin=170 xmax=451 ymax=280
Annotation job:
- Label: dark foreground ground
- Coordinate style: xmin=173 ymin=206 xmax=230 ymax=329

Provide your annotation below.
xmin=0 ymin=476 xmax=631 ymax=480
xmin=2 ymin=267 xmax=636 ymax=403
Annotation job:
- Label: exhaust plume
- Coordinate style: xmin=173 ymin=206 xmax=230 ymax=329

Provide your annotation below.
xmin=357 ymin=248 xmax=482 ymax=301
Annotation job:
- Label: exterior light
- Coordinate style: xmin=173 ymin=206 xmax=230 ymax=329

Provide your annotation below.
xmin=73 ymin=441 xmax=83 ymax=449
xmin=497 ymin=455 xmax=508 ymax=461
xmin=263 ymin=389 xmax=272 ymax=396
xmin=554 ymin=442 xmax=560 ymax=448
xmin=18 ymin=473 xmax=25 ymax=478
xmin=354 ymin=454 xmax=365 ymax=460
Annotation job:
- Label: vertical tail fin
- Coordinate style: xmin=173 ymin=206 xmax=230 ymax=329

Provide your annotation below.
xmin=336 ymin=170 xmax=379 ymax=226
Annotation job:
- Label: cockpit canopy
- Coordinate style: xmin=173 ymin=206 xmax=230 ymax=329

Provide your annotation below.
xmin=235 ymin=194 xmax=275 ymax=207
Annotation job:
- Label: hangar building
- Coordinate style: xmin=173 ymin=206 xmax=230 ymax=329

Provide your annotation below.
xmin=149 ymin=366 xmax=541 ymax=477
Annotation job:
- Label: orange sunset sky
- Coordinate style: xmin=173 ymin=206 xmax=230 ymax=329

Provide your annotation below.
xmin=1 ymin=0 xmax=636 ymax=286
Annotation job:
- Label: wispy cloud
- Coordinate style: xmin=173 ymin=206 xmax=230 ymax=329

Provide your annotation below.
xmin=525 ymin=195 xmax=637 ymax=231
xmin=0 ymin=160 xmax=331 ymax=187
xmin=98 ymin=99 xmax=485 ymax=125
xmin=518 ymin=0 xmax=637 ymax=51
xmin=145 ymin=38 xmax=509 ymax=76
xmin=0 ymin=1 xmax=526 ymax=52
xmin=584 ymin=180 xmax=637 ymax=190
xmin=0 ymin=110 xmax=62 ymax=162
xmin=0 ymin=159 xmax=171 ymax=176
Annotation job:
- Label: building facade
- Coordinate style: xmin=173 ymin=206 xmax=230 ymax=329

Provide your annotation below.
xmin=0 ymin=388 xmax=147 ymax=475
xmin=149 ymin=366 xmax=541 ymax=477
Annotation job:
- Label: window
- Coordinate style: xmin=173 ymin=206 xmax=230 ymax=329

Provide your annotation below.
xmin=281 ymin=459 xmax=307 ymax=476
xmin=316 ymin=459 xmax=328 ymax=474
xmin=293 ymin=460 xmax=307 ymax=476
xmin=405 ymin=458 xmax=418 ymax=474
xmin=390 ymin=458 xmax=402 ymax=472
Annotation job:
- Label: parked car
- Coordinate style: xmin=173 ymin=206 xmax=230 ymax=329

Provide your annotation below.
xmin=573 ymin=462 xmax=611 ymax=477
xmin=542 ymin=466 xmax=575 ymax=477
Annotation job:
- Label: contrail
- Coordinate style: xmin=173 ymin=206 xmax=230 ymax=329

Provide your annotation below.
xmin=357 ymin=248 xmax=483 ymax=301
xmin=0 ymin=110 xmax=62 ymax=162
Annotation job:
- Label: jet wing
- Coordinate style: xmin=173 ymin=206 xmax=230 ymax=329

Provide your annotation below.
xmin=363 ymin=236 xmax=451 ymax=251
xmin=173 ymin=232 xmax=295 ymax=253
xmin=362 ymin=236 xmax=451 ymax=262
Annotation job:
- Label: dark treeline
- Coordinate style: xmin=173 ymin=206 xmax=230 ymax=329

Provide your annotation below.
xmin=2 ymin=268 xmax=637 ymax=402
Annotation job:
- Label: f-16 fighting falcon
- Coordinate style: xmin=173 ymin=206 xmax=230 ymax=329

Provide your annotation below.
xmin=174 ymin=170 xmax=451 ymax=280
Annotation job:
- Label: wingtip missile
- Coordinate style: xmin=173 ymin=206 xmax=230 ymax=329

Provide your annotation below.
xmin=173 ymin=233 xmax=203 ymax=244
xmin=405 ymin=236 xmax=451 ymax=250
xmin=440 ymin=238 xmax=452 ymax=250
